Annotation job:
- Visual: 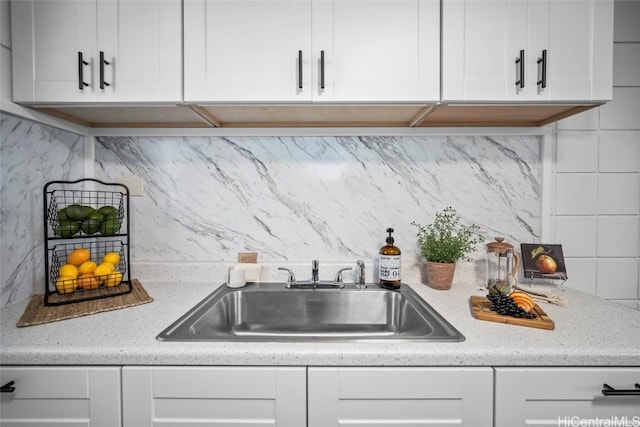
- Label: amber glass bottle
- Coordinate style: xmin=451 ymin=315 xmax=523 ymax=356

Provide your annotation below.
xmin=379 ymin=228 xmax=401 ymax=289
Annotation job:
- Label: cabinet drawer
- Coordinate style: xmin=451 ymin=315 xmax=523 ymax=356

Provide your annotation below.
xmin=122 ymin=366 xmax=306 ymax=427
xmin=0 ymin=366 xmax=121 ymax=427
xmin=308 ymin=367 xmax=493 ymax=427
xmin=495 ymin=367 xmax=640 ymax=427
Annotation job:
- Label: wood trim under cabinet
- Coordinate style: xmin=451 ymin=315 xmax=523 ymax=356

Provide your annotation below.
xmin=28 ymin=103 xmax=602 ymax=129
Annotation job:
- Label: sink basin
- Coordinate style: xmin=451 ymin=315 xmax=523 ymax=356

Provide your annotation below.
xmin=157 ymin=283 xmax=464 ymax=342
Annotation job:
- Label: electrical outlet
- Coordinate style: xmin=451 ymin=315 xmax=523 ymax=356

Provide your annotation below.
xmin=116 ymin=176 xmax=144 ymax=196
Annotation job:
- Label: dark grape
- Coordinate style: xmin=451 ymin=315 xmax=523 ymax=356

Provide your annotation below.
xmin=486 ymin=293 xmax=537 ymax=320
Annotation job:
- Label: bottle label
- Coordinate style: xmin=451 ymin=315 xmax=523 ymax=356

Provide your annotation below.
xmin=379 ymin=255 xmax=401 ymax=281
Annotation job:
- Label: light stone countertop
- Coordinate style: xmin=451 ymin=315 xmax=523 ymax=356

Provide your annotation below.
xmin=2 ymin=272 xmax=639 ymax=367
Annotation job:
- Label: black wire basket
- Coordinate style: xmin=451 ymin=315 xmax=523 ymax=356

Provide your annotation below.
xmin=43 ymin=179 xmax=132 ymax=305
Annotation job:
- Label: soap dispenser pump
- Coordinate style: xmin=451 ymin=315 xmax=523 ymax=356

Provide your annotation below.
xmin=379 ymin=227 xmax=401 ymax=289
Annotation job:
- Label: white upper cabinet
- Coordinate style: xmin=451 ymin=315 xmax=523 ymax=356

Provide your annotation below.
xmin=311 ymin=0 xmax=440 ymax=102
xmin=184 ymin=0 xmax=440 ymax=103
xmin=184 ymin=0 xmax=312 ymax=103
xmin=11 ymin=0 xmax=182 ymax=104
xmin=442 ymin=0 xmax=613 ymax=102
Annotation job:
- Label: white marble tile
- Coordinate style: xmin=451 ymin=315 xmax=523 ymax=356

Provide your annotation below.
xmin=95 ymin=135 xmax=542 ymax=269
xmin=0 ymin=113 xmax=84 ymax=306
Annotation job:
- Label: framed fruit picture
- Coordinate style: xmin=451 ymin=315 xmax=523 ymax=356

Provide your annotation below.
xmin=520 ymin=243 xmax=567 ymax=280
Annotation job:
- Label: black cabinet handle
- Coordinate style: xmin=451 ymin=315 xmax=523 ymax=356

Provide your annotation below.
xmin=602 ymin=383 xmax=640 ymax=396
xmin=515 ymin=49 xmax=525 ymax=88
xmin=537 ymin=49 xmax=547 ymax=89
xmin=78 ymin=52 xmax=89 ymax=90
xmin=1 ymin=381 xmax=15 ymax=393
xmin=320 ymin=50 xmax=325 ymax=90
xmin=298 ymin=50 xmax=303 ymax=89
xmin=99 ymin=51 xmax=111 ymax=89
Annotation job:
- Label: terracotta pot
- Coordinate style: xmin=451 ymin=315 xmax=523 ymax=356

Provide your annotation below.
xmin=425 ymin=261 xmax=456 ymax=290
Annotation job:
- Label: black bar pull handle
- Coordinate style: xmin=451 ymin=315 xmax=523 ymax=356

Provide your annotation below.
xmin=320 ymin=50 xmax=325 ymax=90
xmin=602 ymin=383 xmax=640 ymax=396
xmin=537 ymin=49 xmax=547 ymax=88
xmin=100 ymin=51 xmax=111 ymax=89
xmin=515 ymin=49 xmax=525 ymax=88
xmin=1 ymin=381 xmax=15 ymax=393
xmin=298 ymin=50 xmax=303 ymax=90
xmin=78 ymin=52 xmax=89 ymax=90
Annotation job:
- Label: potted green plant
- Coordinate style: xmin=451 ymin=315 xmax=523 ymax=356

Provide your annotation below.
xmin=412 ymin=207 xmax=482 ymax=290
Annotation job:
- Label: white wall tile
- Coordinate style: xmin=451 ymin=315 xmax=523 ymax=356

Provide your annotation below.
xmin=600 ymin=87 xmax=640 ymax=130
xmin=555 ymin=216 xmax=597 ymax=257
xmin=599 ymin=131 xmax=640 ymax=172
xmin=555 ymin=173 xmax=598 ymax=215
xmin=614 ymin=0 xmax=640 ymax=42
xmin=596 ymin=258 xmax=639 ymax=299
xmin=563 ymin=258 xmax=597 ymax=295
xmin=613 ymin=44 xmax=640 ymax=86
xmin=598 ymin=173 xmax=640 ymax=214
xmin=556 ymin=131 xmax=598 ymax=172
xmin=556 ymin=107 xmax=599 ymax=130
xmin=597 ymin=215 xmax=639 ymax=256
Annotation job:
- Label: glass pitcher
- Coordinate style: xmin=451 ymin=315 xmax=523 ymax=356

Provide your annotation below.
xmin=486 ymin=237 xmax=519 ymax=295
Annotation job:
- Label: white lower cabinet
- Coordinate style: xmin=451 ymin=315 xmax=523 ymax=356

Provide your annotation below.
xmin=308 ymin=367 xmax=493 ymax=427
xmin=495 ymin=367 xmax=640 ymax=427
xmin=5 ymin=365 xmax=636 ymax=426
xmin=0 ymin=366 xmax=121 ymax=427
xmin=122 ymin=366 xmax=306 ymax=427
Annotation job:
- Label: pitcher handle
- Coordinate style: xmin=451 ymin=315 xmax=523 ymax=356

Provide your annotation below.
xmin=512 ymin=251 xmax=520 ymax=287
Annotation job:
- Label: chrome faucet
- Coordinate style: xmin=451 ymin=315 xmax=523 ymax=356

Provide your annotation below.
xmin=334 ymin=267 xmax=352 ymax=289
xmin=311 ymin=260 xmax=319 ymax=286
xmin=356 ymin=260 xmax=366 ymax=289
xmin=278 ymin=267 xmax=296 ymax=288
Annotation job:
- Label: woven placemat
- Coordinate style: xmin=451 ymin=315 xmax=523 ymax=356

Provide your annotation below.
xmin=16 ymin=279 xmax=153 ymax=327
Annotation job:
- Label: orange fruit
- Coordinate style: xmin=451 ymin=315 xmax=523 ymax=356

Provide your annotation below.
xmin=104 ymin=271 xmax=123 ymax=288
xmin=67 ymin=248 xmax=90 ymax=266
xmin=93 ymin=263 xmax=114 ymax=284
xmin=78 ymin=261 xmax=97 ymax=275
xmin=77 ymin=273 xmax=100 ymax=290
xmin=102 ymin=252 xmax=120 ymax=266
xmin=58 ymin=264 xmax=79 ymax=279
xmin=56 ymin=277 xmax=77 ymax=294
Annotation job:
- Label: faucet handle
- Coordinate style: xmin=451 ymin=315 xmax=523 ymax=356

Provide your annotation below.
xmin=334 ymin=267 xmax=352 ymax=288
xmin=278 ymin=267 xmax=296 ymax=288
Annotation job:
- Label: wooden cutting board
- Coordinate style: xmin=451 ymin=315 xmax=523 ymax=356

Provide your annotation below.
xmin=469 ymin=295 xmax=555 ymax=330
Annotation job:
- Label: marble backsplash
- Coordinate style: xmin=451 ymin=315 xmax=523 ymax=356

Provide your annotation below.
xmin=1 ymin=113 xmax=84 ymax=306
xmin=1 ymin=112 xmax=542 ymax=306
xmin=94 ymin=135 xmax=541 ymax=274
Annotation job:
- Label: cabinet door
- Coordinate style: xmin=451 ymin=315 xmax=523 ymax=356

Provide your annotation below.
xmin=0 ymin=366 xmax=121 ymax=427
xmin=312 ymin=0 xmax=440 ymax=102
xmin=12 ymin=0 xmax=98 ymax=103
xmin=442 ymin=0 xmax=514 ymax=101
xmin=308 ymin=367 xmax=493 ymax=427
xmin=544 ymin=0 xmax=613 ymax=101
xmin=122 ymin=366 xmax=306 ymax=426
xmin=442 ymin=0 xmax=613 ymax=102
xmin=495 ymin=367 xmax=640 ymax=426
xmin=184 ymin=0 xmax=312 ymax=102
xmin=97 ymin=0 xmax=182 ymax=102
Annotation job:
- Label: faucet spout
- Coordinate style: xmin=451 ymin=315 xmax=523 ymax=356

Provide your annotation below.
xmin=356 ymin=260 xmax=366 ymax=289
xmin=312 ymin=260 xmax=319 ymax=286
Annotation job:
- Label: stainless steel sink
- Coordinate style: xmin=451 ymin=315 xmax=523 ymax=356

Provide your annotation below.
xmin=157 ymin=283 xmax=464 ymax=342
